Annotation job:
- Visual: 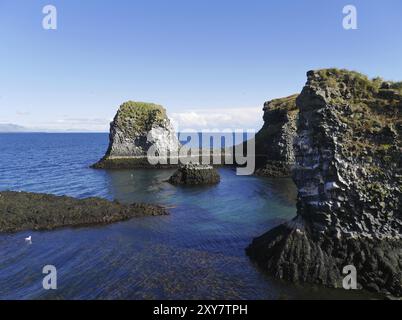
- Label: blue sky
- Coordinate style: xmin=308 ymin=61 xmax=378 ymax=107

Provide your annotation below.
xmin=1 ymin=0 xmax=401 ymax=131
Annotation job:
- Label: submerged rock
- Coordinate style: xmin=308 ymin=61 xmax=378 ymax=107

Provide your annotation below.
xmin=92 ymin=101 xmax=181 ymax=169
xmin=253 ymin=94 xmax=298 ymax=177
xmin=168 ymin=164 xmax=220 ymax=185
xmin=247 ymin=69 xmax=402 ymax=297
xmin=0 ymin=191 xmax=167 ymax=232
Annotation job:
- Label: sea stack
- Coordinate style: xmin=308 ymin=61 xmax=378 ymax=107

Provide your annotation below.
xmin=247 ymin=69 xmax=402 ymax=297
xmin=168 ymin=164 xmax=220 ymax=185
xmin=253 ymin=94 xmax=298 ymax=177
xmin=92 ymin=101 xmax=181 ymax=169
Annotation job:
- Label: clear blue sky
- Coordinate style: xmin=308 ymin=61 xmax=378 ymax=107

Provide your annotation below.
xmin=1 ymin=0 xmax=401 ymax=131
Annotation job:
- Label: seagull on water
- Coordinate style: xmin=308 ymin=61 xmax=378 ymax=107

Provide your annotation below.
xmin=25 ymin=236 xmax=32 ymax=244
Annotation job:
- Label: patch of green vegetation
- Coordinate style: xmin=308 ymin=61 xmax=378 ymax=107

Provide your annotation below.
xmin=379 ymin=144 xmax=392 ymax=151
xmin=315 ymin=68 xmax=381 ymax=101
xmin=115 ymin=101 xmax=167 ymax=135
xmin=364 ymin=181 xmax=390 ymax=201
xmin=254 ymin=94 xmax=298 ymax=156
xmin=311 ymin=69 xmax=401 ymax=159
xmin=314 ymin=71 xmax=401 ymax=200
xmin=314 ymin=68 xmax=402 ymax=106
xmin=390 ymin=81 xmax=402 ymax=94
xmin=265 ymin=94 xmax=298 ymax=111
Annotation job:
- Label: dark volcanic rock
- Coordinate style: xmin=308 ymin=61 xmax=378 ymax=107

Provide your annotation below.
xmin=253 ymin=94 xmax=298 ymax=177
xmin=247 ymin=69 xmax=402 ymax=297
xmin=168 ymin=164 xmax=220 ymax=185
xmin=0 ymin=191 xmax=167 ymax=233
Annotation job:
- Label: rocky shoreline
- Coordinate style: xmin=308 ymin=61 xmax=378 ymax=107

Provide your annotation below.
xmin=0 ymin=191 xmax=167 ymax=233
xmin=23 ymin=69 xmax=400 ymax=297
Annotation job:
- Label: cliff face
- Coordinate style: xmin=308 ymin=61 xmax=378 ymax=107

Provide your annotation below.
xmin=93 ymin=101 xmax=181 ymax=168
xmin=247 ymin=69 xmax=402 ymax=296
xmin=254 ymin=94 xmax=298 ymax=177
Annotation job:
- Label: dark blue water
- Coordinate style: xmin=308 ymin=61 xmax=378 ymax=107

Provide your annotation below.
xmin=0 ymin=133 xmax=372 ymax=299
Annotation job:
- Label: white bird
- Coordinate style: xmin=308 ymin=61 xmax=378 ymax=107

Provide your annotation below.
xmin=25 ymin=236 xmax=32 ymax=243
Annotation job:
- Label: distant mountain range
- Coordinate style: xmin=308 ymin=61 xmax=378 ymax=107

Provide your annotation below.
xmin=0 ymin=123 xmax=104 ymax=133
xmin=0 ymin=123 xmax=29 ymax=132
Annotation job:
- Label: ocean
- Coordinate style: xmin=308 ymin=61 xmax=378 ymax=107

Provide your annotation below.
xmin=0 ymin=133 xmax=374 ymax=299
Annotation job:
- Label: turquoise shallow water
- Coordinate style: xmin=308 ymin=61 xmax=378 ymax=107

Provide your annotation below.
xmin=0 ymin=133 xmax=375 ymax=299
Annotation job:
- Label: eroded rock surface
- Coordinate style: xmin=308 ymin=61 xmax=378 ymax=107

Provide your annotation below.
xmin=254 ymin=94 xmax=298 ymax=177
xmin=168 ymin=164 xmax=220 ymax=185
xmin=247 ymin=69 xmax=402 ymax=296
xmin=92 ymin=101 xmax=181 ymax=169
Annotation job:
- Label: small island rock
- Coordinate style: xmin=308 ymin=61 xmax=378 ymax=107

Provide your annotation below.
xmin=92 ymin=101 xmax=181 ymax=169
xmin=168 ymin=164 xmax=220 ymax=185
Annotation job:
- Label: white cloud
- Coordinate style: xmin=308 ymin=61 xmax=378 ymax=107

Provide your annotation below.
xmin=35 ymin=117 xmax=112 ymax=132
xmin=16 ymin=110 xmax=30 ymax=116
xmin=170 ymin=107 xmax=263 ymax=131
xmin=7 ymin=108 xmax=264 ymax=133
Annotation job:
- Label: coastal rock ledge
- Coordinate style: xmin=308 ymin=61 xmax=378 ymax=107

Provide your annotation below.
xmin=247 ymin=69 xmax=402 ymax=297
xmin=92 ymin=101 xmax=181 ymax=169
xmin=0 ymin=191 xmax=167 ymax=232
xmin=168 ymin=164 xmax=220 ymax=185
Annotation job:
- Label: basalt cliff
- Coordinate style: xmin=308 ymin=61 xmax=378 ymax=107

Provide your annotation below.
xmin=254 ymin=94 xmax=298 ymax=177
xmin=92 ymin=101 xmax=181 ymax=169
xmin=247 ymin=69 xmax=402 ymax=297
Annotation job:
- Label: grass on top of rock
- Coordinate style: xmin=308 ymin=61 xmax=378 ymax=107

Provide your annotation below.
xmin=254 ymin=94 xmax=298 ymax=151
xmin=115 ymin=101 xmax=168 ymax=135
xmin=312 ymin=68 xmax=402 ymax=104
xmin=264 ymin=94 xmax=299 ymax=112
xmin=308 ymin=69 xmax=401 ymax=187
xmin=311 ymin=69 xmax=401 ymax=139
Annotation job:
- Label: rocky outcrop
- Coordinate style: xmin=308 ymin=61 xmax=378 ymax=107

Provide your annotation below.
xmin=92 ymin=101 xmax=181 ymax=169
xmin=0 ymin=191 xmax=167 ymax=232
xmin=254 ymin=94 xmax=298 ymax=177
xmin=168 ymin=164 xmax=220 ymax=185
xmin=247 ymin=69 xmax=402 ymax=297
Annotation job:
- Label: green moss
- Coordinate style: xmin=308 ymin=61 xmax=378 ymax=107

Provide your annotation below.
xmin=258 ymin=94 xmax=298 ymax=142
xmin=314 ymin=68 xmax=402 ymax=105
xmin=115 ymin=101 xmax=167 ymax=135
xmin=315 ymin=68 xmax=381 ymax=101
xmin=265 ymin=94 xmax=298 ymax=111
xmin=364 ymin=181 xmax=390 ymax=201
xmin=379 ymin=144 xmax=392 ymax=150
xmin=310 ymin=69 xmax=401 ymax=159
xmin=390 ymin=81 xmax=402 ymax=94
